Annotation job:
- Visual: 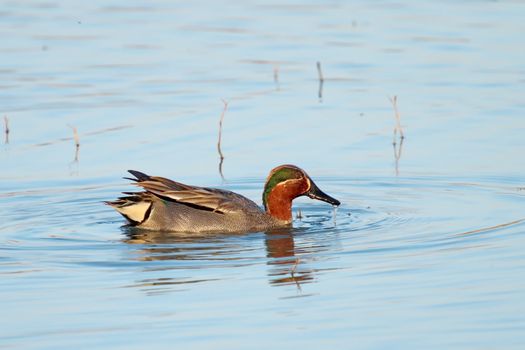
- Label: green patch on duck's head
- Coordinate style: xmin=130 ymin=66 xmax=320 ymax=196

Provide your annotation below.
xmin=262 ymin=165 xmax=306 ymax=210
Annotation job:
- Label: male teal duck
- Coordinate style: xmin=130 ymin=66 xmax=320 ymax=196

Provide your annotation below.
xmin=106 ymin=164 xmax=340 ymax=233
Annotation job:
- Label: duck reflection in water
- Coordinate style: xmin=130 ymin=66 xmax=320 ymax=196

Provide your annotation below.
xmin=264 ymin=228 xmax=313 ymax=288
xmin=124 ymin=227 xmax=315 ymax=291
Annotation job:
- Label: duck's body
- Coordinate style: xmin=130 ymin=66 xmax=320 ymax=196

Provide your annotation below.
xmin=106 ymin=165 xmax=340 ymax=233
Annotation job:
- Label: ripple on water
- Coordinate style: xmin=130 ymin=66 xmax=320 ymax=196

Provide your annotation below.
xmin=0 ymin=175 xmax=524 ymax=348
xmin=2 ymin=176 xmax=523 ymax=272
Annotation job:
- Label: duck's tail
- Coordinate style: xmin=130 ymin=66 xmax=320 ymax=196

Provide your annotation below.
xmin=105 ymin=193 xmax=152 ymax=226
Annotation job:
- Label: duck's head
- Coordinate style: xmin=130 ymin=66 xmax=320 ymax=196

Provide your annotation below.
xmin=262 ymin=164 xmax=340 ymax=223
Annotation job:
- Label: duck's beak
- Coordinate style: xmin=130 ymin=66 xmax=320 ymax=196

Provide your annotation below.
xmin=306 ymin=180 xmax=341 ymax=206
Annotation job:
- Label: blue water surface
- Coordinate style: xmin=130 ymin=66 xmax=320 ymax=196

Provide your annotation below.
xmin=1 ymin=1 xmax=524 ymax=349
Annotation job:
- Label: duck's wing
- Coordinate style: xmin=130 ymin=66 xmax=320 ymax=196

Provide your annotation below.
xmin=126 ymin=170 xmax=261 ymax=215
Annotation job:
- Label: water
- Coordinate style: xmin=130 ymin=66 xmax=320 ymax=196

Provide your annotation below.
xmin=1 ymin=1 xmax=525 ymax=349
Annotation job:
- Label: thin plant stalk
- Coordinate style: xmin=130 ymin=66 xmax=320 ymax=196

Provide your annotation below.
xmin=273 ymin=64 xmax=280 ymax=90
xmin=217 ymin=100 xmax=228 ymax=180
xmin=317 ymin=61 xmax=324 ymax=101
xmin=67 ymin=124 xmax=80 ymax=162
xmin=389 ymin=96 xmax=405 ymax=176
xmin=4 ymin=116 xmax=9 ymax=144
xmin=389 ymin=95 xmax=404 ymax=144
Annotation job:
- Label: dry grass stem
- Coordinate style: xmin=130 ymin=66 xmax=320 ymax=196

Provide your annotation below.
xmin=217 ymin=99 xmax=228 ymax=180
xmin=4 ymin=116 xmax=9 ymax=144
xmin=273 ymin=64 xmax=280 ymax=90
xmin=290 ymin=258 xmax=302 ymax=292
xmin=291 ymin=258 xmax=299 ymax=276
xmin=317 ymin=62 xmax=324 ymax=102
xmin=389 ymin=95 xmax=405 ymax=143
xmin=389 ymin=96 xmax=405 ymax=176
xmin=393 ymin=136 xmax=404 ymax=176
xmin=316 ymin=61 xmax=324 ymax=82
xmin=69 ymin=125 xmax=80 ymax=148
xmin=67 ymin=124 xmax=80 ymax=162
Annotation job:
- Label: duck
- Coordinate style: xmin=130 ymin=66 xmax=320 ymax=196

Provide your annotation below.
xmin=106 ymin=164 xmax=340 ymax=233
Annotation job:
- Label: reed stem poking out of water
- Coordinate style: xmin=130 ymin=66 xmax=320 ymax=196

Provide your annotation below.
xmin=389 ymin=95 xmax=404 ymax=143
xmin=316 ymin=61 xmax=324 ymax=102
xmin=273 ymin=64 xmax=280 ymax=91
xmin=291 ymin=258 xmax=300 ymax=277
xmin=316 ymin=61 xmax=324 ymax=82
xmin=68 ymin=124 xmax=80 ymax=162
xmin=4 ymin=116 xmax=9 ymax=144
xmin=393 ymin=137 xmax=404 ymax=176
xmin=389 ymin=96 xmax=405 ymax=176
xmin=217 ymin=99 xmax=228 ymax=180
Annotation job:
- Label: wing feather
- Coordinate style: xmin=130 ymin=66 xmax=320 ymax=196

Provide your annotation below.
xmin=127 ymin=170 xmax=260 ymax=214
